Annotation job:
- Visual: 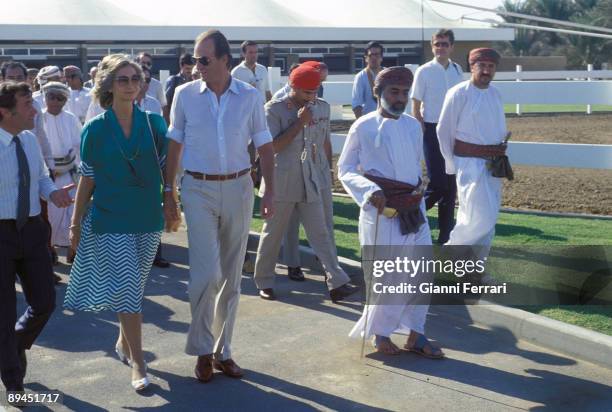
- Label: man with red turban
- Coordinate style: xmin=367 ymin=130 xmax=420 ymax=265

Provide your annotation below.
xmin=339 ymin=66 xmax=444 ymax=358
xmin=254 ymin=63 xmax=359 ymax=302
xmin=437 ymin=48 xmax=510 ymax=285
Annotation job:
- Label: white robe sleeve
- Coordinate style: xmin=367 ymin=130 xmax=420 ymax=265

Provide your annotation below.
xmin=338 ymin=126 xmax=381 ymax=208
xmin=33 ymin=101 xmax=55 ymax=170
xmin=436 ymin=89 xmax=460 ymax=174
xmin=71 ymin=114 xmax=83 ymax=164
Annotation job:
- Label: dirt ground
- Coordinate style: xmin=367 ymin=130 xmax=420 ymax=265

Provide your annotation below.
xmin=331 ymin=113 xmax=612 ymax=215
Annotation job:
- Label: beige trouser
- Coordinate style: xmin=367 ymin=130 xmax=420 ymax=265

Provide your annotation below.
xmin=281 ymin=188 xmax=335 ymax=267
xmin=255 ymin=197 xmax=349 ymax=291
xmin=181 ymin=173 xmax=253 ymax=359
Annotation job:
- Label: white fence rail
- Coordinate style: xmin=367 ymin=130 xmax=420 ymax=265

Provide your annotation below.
xmin=330 ymin=134 xmax=612 ymax=170
xmin=267 ymin=67 xmax=612 ymax=117
xmin=315 ymin=80 xmax=612 ymax=106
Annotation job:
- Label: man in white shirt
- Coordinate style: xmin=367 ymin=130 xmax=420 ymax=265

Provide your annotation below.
xmin=135 ymin=52 xmax=168 ymax=110
xmin=231 ymin=40 xmax=272 ymax=102
xmin=339 ymin=67 xmax=443 ymax=358
xmin=63 ymin=66 xmax=91 ymax=124
xmin=352 ymin=41 xmax=385 ymax=118
xmin=164 ymin=30 xmax=275 ymax=383
xmin=411 ymin=29 xmax=463 ymax=244
xmin=83 ymin=66 xmax=96 ymax=89
xmin=0 ymin=81 xmax=73 ymax=394
xmin=437 ymin=48 xmax=511 ymax=282
xmin=136 ymin=67 xmax=162 ymax=115
xmin=2 ymin=62 xmax=54 ymax=171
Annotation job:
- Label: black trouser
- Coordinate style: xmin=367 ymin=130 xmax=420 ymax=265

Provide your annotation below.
xmin=0 ymin=216 xmax=56 ymax=389
xmin=423 ymin=122 xmax=457 ymax=244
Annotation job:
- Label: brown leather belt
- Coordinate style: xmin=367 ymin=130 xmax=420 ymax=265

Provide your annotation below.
xmin=454 ymin=139 xmax=506 ymax=158
xmin=186 ymin=168 xmax=250 ymax=181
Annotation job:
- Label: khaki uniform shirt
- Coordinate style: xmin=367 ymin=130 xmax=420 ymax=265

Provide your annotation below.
xmin=260 ymin=96 xmax=331 ymax=202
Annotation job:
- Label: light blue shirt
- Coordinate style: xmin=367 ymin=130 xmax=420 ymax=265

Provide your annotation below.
xmin=351 ymin=69 xmax=378 ymax=115
xmin=168 ymin=78 xmax=272 ymax=174
xmin=0 ymin=127 xmax=56 ymax=219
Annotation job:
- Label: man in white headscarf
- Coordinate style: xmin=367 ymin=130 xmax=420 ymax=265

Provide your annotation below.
xmin=41 ymin=82 xmax=81 ymax=261
xmin=339 ymin=66 xmax=443 ymax=358
xmin=34 ymin=66 xmax=62 ymax=109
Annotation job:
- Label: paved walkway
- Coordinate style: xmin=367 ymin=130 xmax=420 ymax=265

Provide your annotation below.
xmin=4 ymin=228 xmax=612 ymax=411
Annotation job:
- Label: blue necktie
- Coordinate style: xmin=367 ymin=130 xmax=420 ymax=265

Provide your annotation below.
xmin=13 ymin=136 xmax=30 ymax=230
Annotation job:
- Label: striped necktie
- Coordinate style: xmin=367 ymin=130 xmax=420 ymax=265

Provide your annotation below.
xmin=13 ymin=135 xmax=30 ymax=230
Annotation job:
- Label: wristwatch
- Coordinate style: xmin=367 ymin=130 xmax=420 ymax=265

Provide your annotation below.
xmin=163 ymin=184 xmax=174 ymax=193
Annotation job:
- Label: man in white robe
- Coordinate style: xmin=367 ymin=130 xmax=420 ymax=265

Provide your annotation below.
xmin=339 ymin=67 xmax=443 ymax=358
xmin=437 ymin=48 xmax=510 ymax=271
xmin=63 ymin=66 xmax=91 ymax=124
xmin=41 ymin=82 xmax=81 ymax=257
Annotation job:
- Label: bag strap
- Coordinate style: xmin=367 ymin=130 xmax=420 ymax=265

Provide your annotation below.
xmin=144 ymin=111 xmax=165 ymax=186
xmin=366 ymin=69 xmax=376 ymax=97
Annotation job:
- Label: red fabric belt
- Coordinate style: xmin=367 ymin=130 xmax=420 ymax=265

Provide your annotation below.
xmin=454 ymin=139 xmax=506 ymax=158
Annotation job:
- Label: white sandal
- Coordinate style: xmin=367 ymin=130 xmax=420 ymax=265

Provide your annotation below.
xmin=131 ymin=363 xmax=149 ymax=391
xmin=115 ymin=346 xmax=132 ymax=366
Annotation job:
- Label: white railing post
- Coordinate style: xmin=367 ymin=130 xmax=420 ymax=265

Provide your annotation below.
xmin=515 ymin=65 xmax=522 ymax=115
xmin=587 ymin=64 xmax=593 ymax=115
xmin=159 ymin=69 xmax=170 ymax=87
xmin=268 ymin=66 xmax=282 ymax=93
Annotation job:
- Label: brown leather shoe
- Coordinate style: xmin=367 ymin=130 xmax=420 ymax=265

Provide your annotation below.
xmin=213 ymin=358 xmax=244 ymax=379
xmin=194 ymin=354 xmax=214 ymax=383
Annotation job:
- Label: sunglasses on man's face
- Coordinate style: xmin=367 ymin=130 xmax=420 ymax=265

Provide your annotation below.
xmin=47 ymin=94 xmax=67 ymax=102
xmin=115 ymin=75 xmax=141 ymax=86
xmin=141 ymin=61 xmax=152 ymax=68
xmin=193 ymin=56 xmax=212 ymax=66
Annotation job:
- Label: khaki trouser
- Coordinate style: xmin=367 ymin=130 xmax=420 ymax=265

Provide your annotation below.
xmin=281 ymin=188 xmax=335 ymax=267
xmin=255 ymin=198 xmax=349 ymax=291
xmin=181 ymin=173 xmax=253 ymax=359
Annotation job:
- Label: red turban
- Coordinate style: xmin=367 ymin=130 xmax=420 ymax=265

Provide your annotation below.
xmin=468 ymin=48 xmax=501 ymax=65
xmin=301 ymin=60 xmax=328 ymax=71
xmin=373 ymin=66 xmax=414 ymax=93
xmin=289 ymin=64 xmax=321 ymax=90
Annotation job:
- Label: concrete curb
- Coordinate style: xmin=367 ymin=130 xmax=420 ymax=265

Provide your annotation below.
xmin=247 ymin=231 xmax=612 ymax=369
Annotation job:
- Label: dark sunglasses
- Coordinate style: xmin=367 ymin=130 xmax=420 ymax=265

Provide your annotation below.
xmin=193 ymin=56 xmax=212 ymax=66
xmin=47 ymin=94 xmax=67 ymax=102
xmin=115 ymin=75 xmax=141 ymax=86
xmin=144 ymin=77 xmax=151 ymax=84
xmin=433 ymin=42 xmax=451 ymax=48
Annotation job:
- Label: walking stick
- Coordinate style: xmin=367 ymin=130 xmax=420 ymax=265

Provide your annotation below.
xmin=360 ymin=211 xmax=380 ymax=359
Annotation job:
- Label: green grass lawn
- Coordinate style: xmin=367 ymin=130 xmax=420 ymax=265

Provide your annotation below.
xmin=251 ymin=195 xmax=612 ymax=335
xmin=504 ymin=104 xmax=612 ymax=113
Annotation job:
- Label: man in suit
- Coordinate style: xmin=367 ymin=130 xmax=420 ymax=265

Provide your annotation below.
xmin=0 ymin=81 xmax=73 ymax=393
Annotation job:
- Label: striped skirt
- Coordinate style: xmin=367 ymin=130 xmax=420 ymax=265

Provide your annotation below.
xmin=63 ymin=211 xmax=161 ymax=313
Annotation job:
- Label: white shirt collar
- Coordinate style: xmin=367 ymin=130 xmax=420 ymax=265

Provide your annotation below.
xmin=431 ymin=57 xmax=455 ymax=71
xmin=0 ymin=126 xmax=17 ymax=147
xmin=199 ymin=77 xmax=240 ymax=95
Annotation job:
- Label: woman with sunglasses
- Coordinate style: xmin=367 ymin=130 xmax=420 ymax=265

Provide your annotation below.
xmin=41 ymin=81 xmax=82 ymax=264
xmin=63 ymin=54 xmax=168 ymax=392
